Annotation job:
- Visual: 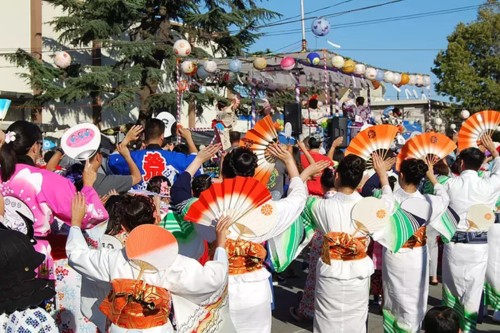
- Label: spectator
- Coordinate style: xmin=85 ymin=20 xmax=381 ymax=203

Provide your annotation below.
xmin=423 ymin=306 xmax=461 ymax=333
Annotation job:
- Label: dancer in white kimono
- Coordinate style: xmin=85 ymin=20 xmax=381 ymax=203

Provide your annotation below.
xmin=66 ymin=193 xmax=232 ymax=333
xmin=485 ymin=222 xmax=500 ymax=322
xmin=442 ymin=135 xmax=500 ymax=332
xmin=307 ymin=153 xmax=394 ymax=333
xmin=171 ymin=144 xmax=324 ymax=333
xmin=382 ymin=158 xmax=449 ymax=333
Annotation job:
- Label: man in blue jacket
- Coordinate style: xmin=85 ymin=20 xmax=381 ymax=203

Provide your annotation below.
xmin=108 ymin=118 xmax=199 ymax=189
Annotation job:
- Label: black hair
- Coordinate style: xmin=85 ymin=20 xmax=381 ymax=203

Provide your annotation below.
xmin=229 ymin=131 xmax=241 ymax=145
xmin=459 ymin=147 xmax=485 ymax=171
xmin=173 ymin=143 xmax=189 ymax=155
xmin=423 ymin=306 xmax=460 ymax=333
xmin=192 ymin=174 xmax=212 ymax=197
xmin=0 ymin=121 xmax=42 ymax=182
xmin=146 ymin=175 xmax=170 ymax=194
xmin=221 ymin=147 xmax=258 ymax=178
xmin=308 ymin=137 xmax=321 ymax=149
xmin=113 ymin=195 xmax=156 ymax=232
xmin=64 ymin=163 xmax=84 ymax=191
xmin=393 ymin=107 xmax=402 ymax=117
xmin=144 ymin=118 xmax=165 ymax=143
xmin=450 ymin=157 xmax=461 ymax=175
xmin=320 ymin=168 xmax=335 ymax=189
xmin=44 ymin=151 xmax=55 ymax=164
xmin=400 ymin=159 xmax=428 ymax=186
xmin=104 ymin=194 xmax=127 ymax=236
xmin=336 ymin=155 xmax=366 ymax=189
xmin=356 ymin=96 xmax=365 ymax=106
xmin=308 ymin=98 xmax=318 ymax=109
xmin=388 ymin=175 xmax=397 ymax=191
xmin=433 ymin=158 xmax=450 ymax=176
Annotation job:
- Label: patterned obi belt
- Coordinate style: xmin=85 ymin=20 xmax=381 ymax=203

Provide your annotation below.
xmin=226 ymin=239 xmax=267 ymax=275
xmin=402 ymin=226 xmax=427 ymax=249
xmin=450 ymin=231 xmax=488 ymax=244
xmin=321 ymin=232 xmax=368 ymax=264
xmin=100 ymin=279 xmax=171 ymax=330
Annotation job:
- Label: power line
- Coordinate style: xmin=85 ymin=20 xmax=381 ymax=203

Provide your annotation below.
xmin=268 ymin=0 xmax=356 ymax=25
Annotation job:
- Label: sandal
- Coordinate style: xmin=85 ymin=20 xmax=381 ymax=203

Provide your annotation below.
xmin=289 ymin=306 xmax=305 ymax=322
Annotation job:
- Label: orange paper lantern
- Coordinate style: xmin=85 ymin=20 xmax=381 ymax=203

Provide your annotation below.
xmin=342 ymin=59 xmax=355 ymax=74
xmin=400 ymin=73 xmax=410 ymax=85
xmin=371 ymin=80 xmax=381 ymax=89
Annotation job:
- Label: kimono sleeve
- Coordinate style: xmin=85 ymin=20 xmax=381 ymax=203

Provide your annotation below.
xmin=66 ymin=226 xmax=113 ymax=282
xmin=41 ymin=169 xmax=108 ymax=228
xmin=425 ymin=183 xmax=450 ymax=223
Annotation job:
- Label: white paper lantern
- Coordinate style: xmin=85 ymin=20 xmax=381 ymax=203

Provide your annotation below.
xmin=439 ymin=125 xmax=446 ymax=132
xmin=408 ymin=75 xmax=417 ymax=85
xmin=54 ymin=51 xmax=72 ymax=69
xmin=416 ymin=75 xmax=424 ymax=87
xmin=383 ymin=71 xmax=394 ymax=83
xmin=354 ymin=64 xmax=366 ymax=75
xmin=181 ymin=61 xmax=195 ymax=74
xmin=461 ymin=110 xmax=470 ymax=119
xmin=434 ymin=117 xmax=443 ymax=125
xmin=331 ymin=55 xmax=345 ymax=69
xmin=450 ymin=124 xmax=456 ymax=130
xmin=173 ymin=39 xmax=191 ymax=57
xmin=423 ymin=76 xmax=431 ymax=87
xmin=392 ymin=73 xmax=402 ymax=85
xmin=204 ymin=60 xmax=217 ymax=73
xmin=364 ymin=67 xmax=377 ymax=80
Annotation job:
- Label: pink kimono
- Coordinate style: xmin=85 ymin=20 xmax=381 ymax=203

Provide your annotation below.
xmin=0 ymin=164 xmax=108 ymax=279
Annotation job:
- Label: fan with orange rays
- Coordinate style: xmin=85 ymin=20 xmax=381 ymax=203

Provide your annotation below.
xmin=345 ymin=124 xmax=399 ymax=168
xmin=458 ymin=110 xmax=500 ymax=152
xmin=184 ymin=176 xmax=278 ymax=240
xmin=240 ymin=115 xmax=278 ymax=185
xmin=395 ymin=132 xmax=457 ymax=171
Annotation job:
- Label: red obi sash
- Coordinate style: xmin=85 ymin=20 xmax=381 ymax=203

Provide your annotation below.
xmin=321 ymin=232 xmax=369 ymax=264
xmin=100 ymin=279 xmax=171 ymax=329
xmin=225 ymin=239 xmax=267 ymax=275
xmin=402 ymin=226 xmax=427 ymax=249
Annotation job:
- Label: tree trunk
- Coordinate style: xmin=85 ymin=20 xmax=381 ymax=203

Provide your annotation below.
xmin=30 ymin=0 xmax=42 ymax=123
xmin=188 ymin=98 xmax=196 ymax=128
xmin=91 ymin=40 xmax=102 ymax=128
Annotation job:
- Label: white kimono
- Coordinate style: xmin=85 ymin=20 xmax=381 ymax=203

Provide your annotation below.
xmin=311 ymin=186 xmax=394 ymax=333
xmin=227 ymin=176 xmax=307 ymax=333
xmin=485 ymin=224 xmax=500 ymax=314
xmin=66 ymin=226 xmax=229 ymax=333
xmin=442 ymin=157 xmax=500 ymax=332
xmin=382 ymin=185 xmax=449 ymax=333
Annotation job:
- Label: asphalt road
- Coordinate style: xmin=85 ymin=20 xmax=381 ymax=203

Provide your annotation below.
xmin=270 ymin=258 xmax=500 ymax=333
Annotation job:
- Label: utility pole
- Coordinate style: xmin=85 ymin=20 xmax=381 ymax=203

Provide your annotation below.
xmin=300 ymin=0 xmax=307 ymax=52
xmin=30 ymin=0 xmax=42 ymax=123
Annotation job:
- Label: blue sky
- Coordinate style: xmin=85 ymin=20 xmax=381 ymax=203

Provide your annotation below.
xmin=248 ymin=0 xmax=486 ymax=100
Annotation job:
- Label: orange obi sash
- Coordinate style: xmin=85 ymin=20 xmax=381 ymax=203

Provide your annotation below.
xmin=321 ymin=232 xmax=369 ymax=264
xmin=99 ymin=279 xmax=171 ymax=330
xmin=402 ymin=226 xmax=427 ymax=249
xmin=225 ymin=239 xmax=267 ymax=275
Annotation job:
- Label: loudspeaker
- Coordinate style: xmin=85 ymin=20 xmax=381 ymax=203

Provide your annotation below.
xmin=329 ymin=117 xmax=348 ymax=148
xmin=284 ymin=103 xmax=302 ymax=136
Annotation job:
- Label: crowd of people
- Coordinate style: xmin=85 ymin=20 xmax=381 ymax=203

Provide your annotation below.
xmin=0 ymin=113 xmax=498 ymax=333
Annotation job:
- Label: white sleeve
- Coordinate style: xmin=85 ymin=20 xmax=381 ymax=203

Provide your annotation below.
xmin=164 ymin=254 xmax=228 ymax=305
xmin=426 ymin=183 xmax=450 ymax=222
xmin=486 ymin=157 xmax=500 ymax=192
xmin=264 ymin=176 xmax=308 ymax=239
xmin=66 ymin=226 xmax=113 ymax=282
xmin=380 ymin=185 xmax=396 ymax=213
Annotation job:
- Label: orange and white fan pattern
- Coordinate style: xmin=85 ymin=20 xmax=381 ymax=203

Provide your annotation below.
xmin=345 ymin=124 xmax=399 ymax=167
xmin=240 ymin=115 xmax=278 ymax=185
xmin=396 ymin=132 xmax=456 ymax=171
xmin=458 ymin=110 xmax=500 ymax=152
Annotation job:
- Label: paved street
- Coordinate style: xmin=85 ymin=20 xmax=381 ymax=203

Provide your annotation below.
xmin=270 ymin=258 xmax=499 ymax=332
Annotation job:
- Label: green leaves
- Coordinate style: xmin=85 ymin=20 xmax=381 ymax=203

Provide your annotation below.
xmin=432 ymin=1 xmax=500 ymax=112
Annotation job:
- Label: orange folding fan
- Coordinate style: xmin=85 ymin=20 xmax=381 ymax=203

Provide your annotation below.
xmin=458 ymin=110 xmax=500 ymax=152
xmin=345 ymin=124 xmax=399 ymax=168
xmin=396 ymin=132 xmax=456 ymax=171
xmin=240 ymin=115 xmax=278 ymax=185
xmin=184 ymin=176 xmax=277 ymax=238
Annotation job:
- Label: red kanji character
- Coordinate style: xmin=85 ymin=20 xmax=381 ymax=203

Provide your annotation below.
xmin=142 ymin=152 xmax=166 ymax=182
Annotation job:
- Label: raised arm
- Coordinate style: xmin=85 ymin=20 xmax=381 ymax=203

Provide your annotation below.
xmin=327 ymin=136 xmax=344 ymax=161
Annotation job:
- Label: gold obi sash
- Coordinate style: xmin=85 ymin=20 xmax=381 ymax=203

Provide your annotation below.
xmin=321 ymin=232 xmax=369 ymax=265
xmin=99 ymin=279 xmax=171 ymax=330
xmin=225 ymin=239 xmax=267 ymax=275
xmin=402 ymin=226 xmax=427 ymax=249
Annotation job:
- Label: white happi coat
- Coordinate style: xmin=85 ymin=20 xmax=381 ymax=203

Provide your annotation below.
xmin=442 ymin=157 xmax=500 ymax=332
xmin=311 ymin=186 xmax=394 ymax=333
xmin=227 ymin=176 xmax=307 ymax=333
xmin=66 ymin=226 xmax=229 ymax=333
xmin=382 ymin=185 xmax=449 ymax=333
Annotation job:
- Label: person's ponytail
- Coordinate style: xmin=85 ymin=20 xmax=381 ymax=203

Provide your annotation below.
xmin=0 ymin=143 xmax=18 ymax=182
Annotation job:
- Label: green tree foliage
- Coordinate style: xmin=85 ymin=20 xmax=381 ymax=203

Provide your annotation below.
xmin=5 ymin=0 xmax=279 ymax=123
xmin=432 ymin=0 xmax=500 ymax=112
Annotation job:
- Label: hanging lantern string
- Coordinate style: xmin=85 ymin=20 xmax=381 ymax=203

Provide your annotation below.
xmin=323 ymin=49 xmax=329 ymax=106
xmin=188 ymin=127 xmax=213 ymax=132
xmin=176 ymin=58 xmax=182 ymax=144
xmin=251 ymin=87 xmax=256 ymax=128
